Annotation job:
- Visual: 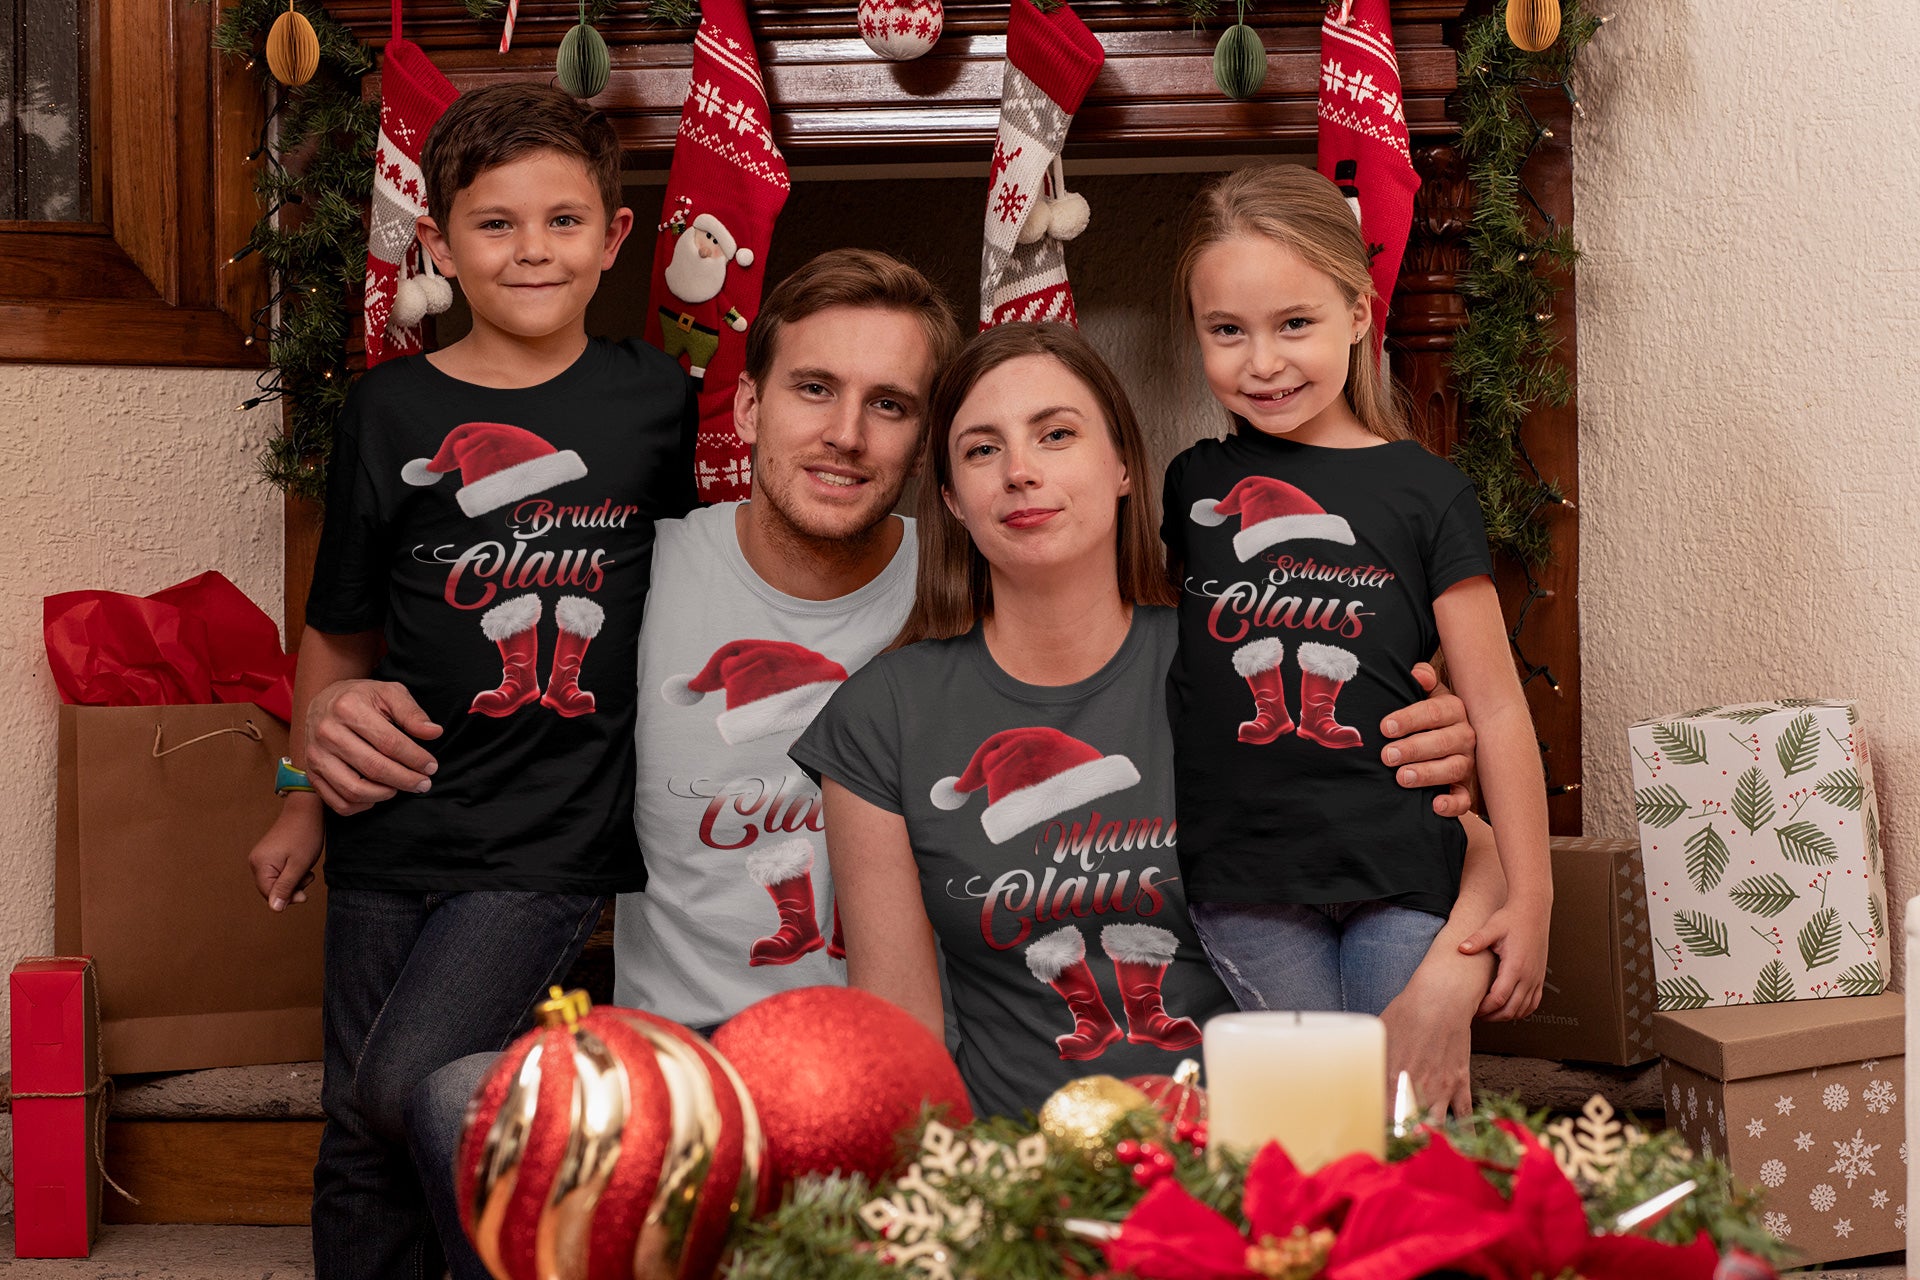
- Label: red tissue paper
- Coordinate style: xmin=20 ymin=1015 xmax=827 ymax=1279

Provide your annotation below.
xmin=43 ymin=571 xmax=295 ymax=721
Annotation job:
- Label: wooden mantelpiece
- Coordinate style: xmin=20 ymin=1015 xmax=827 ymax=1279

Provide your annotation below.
xmin=331 ymin=2 xmax=1465 ymax=161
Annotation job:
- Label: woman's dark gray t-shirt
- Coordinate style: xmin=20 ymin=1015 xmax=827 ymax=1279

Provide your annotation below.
xmin=791 ymin=607 xmax=1234 ymax=1118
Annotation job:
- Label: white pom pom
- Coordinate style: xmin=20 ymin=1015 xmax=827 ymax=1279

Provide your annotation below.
xmin=418 ymin=272 xmax=454 ymax=316
xmin=389 ymin=275 xmax=431 ymax=331
xmin=1046 ymin=191 xmax=1090 ymax=241
xmin=734 ymin=247 xmax=755 ymax=269
xmin=1017 ymin=200 xmax=1052 ymax=245
xmin=1189 ymin=498 xmax=1229 ymax=527
xmin=401 ymin=458 xmax=440 ymax=487
xmin=929 ymin=776 xmax=968 ymax=810
xmin=660 ymin=675 xmax=702 ymax=706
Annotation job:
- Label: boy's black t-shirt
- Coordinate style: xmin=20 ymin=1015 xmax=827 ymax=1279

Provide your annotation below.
xmin=307 ymin=338 xmax=697 ymax=893
xmin=1161 ymin=433 xmax=1494 ymax=917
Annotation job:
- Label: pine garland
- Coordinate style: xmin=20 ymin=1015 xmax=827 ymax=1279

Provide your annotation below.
xmin=1450 ymin=2 xmax=1599 ymax=567
xmin=726 ymin=1096 xmax=1786 ymax=1280
xmin=214 ymin=0 xmax=379 ymax=502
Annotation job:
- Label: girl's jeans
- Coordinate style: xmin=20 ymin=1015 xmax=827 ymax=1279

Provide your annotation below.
xmin=1187 ymin=899 xmax=1446 ymax=1015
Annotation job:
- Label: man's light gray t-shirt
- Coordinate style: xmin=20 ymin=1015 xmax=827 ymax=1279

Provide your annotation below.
xmin=613 ymin=502 xmax=916 ymax=1026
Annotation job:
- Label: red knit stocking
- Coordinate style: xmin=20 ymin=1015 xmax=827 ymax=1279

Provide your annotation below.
xmin=365 ymin=19 xmax=458 ymax=368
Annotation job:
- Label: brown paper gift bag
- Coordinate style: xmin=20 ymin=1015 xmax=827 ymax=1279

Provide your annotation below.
xmin=54 ymin=703 xmax=326 ymax=1074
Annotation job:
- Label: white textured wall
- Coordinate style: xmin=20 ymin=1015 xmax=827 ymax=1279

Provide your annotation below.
xmin=1575 ymin=4 xmax=1920 ymax=986
xmin=0 ymin=366 xmax=283 ymax=1084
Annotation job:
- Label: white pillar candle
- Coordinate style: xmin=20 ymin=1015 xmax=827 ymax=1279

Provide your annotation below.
xmin=1203 ymin=1011 xmax=1387 ymax=1171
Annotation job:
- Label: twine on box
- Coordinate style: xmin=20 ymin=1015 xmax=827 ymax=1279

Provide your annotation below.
xmin=2 ymin=957 xmax=139 ymax=1204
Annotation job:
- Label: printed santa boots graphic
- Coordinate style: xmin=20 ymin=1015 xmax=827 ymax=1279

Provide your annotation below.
xmin=1024 ymin=927 xmax=1121 ymax=1060
xmin=1231 ymin=638 xmax=1291 ymax=744
xmin=744 ymin=838 xmax=826 ymax=966
xmin=1101 ymin=923 xmax=1200 ymax=1049
xmin=930 ymin=727 xmax=1139 ymax=844
xmin=1190 ymin=475 xmax=1355 ymax=562
xmin=661 ymin=640 xmax=849 ymax=746
xmin=1295 ymin=641 xmax=1363 ymax=749
xmin=540 ymin=596 xmax=604 ymax=718
xmin=472 ymin=595 xmax=543 ymax=717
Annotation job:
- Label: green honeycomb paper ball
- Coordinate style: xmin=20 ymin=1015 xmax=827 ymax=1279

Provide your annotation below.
xmin=557 ymin=22 xmax=611 ymax=99
xmin=1213 ymin=24 xmax=1267 ymax=100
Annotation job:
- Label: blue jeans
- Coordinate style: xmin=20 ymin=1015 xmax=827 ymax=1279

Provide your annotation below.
xmin=408 ymin=1021 xmax=728 ymax=1280
xmin=314 ymin=888 xmax=605 ymax=1280
xmin=1188 ymin=900 xmax=1446 ymax=1016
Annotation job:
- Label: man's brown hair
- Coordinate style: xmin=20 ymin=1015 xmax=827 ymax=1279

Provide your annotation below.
xmin=891 ymin=322 xmax=1178 ymax=649
xmin=421 ymin=84 xmax=623 ymax=229
xmin=742 ymin=248 xmax=964 ymax=389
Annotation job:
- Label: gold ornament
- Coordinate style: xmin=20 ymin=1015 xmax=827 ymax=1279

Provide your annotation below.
xmin=1037 ymin=1075 xmax=1153 ymax=1167
xmin=1504 ymin=0 xmax=1562 ymax=51
xmin=265 ymin=0 xmax=320 ymax=87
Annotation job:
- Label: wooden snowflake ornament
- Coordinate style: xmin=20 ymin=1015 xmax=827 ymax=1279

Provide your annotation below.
xmin=1543 ymin=1094 xmax=1652 ymax=1189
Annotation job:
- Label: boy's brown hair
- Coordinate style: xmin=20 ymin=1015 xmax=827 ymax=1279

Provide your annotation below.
xmin=742 ymin=248 xmax=964 ymax=389
xmin=421 ymin=84 xmax=623 ymax=228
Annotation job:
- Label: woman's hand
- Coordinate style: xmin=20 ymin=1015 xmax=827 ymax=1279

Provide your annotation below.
xmin=1380 ymin=662 xmax=1477 ymax=818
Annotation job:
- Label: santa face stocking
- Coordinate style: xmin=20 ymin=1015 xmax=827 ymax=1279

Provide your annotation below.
xmin=645 ymin=0 xmax=792 ymax=502
xmin=1316 ymin=0 xmax=1419 ymax=346
xmin=978 ymin=0 xmax=1104 ymax=329
xmin=366 ymin=25 xmax=459 ymax=367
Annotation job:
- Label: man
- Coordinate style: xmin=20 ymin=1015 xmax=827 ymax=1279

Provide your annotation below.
xmin=296 ymin=249 xmax=1481 ymax=1277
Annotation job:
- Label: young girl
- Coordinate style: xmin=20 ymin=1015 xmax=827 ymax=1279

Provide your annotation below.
xmin=1161 ymin=163 xmax=1549 ymax=1022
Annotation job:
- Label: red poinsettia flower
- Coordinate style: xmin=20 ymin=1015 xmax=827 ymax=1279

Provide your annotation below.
xmin=1103 ymin=1123 xmax=1722 ymax=1280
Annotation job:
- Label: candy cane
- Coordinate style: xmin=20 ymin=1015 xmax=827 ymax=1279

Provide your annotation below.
xmin=499 ymin=0 xmax=519 ymax=52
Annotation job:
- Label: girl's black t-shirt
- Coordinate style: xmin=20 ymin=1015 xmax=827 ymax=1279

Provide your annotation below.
xmin=1161 ymin=433 xmax=1493 ymax=917
xmin=306 ymin=339 xmax=697 ymax=893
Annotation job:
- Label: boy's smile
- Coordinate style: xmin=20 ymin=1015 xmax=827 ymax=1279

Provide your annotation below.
xmin=417 ymin=148 xmax=632 ymax=359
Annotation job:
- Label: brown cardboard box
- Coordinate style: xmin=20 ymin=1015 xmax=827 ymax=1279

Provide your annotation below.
xmin=1472 ymin=837 xmax=1656 ymax=1065
xmin=1656 ymin=994 xmax=1904 ymax=1266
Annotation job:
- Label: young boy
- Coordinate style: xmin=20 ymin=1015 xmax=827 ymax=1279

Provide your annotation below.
xmin=245 ymin=84 xmax=695 ymax=1279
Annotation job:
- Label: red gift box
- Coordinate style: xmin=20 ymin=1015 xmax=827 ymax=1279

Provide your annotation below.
xmin=10 ymin=956 xmax=103 ymax=1258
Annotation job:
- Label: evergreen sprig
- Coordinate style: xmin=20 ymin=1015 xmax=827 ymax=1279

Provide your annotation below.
xmin=1450 ymin=2 xmax=1599 ymax=566
xmin=215 ymin=0 xmax=378 ymax=501
xmin=726 ymin=1095 xmax=1785 ymax=1280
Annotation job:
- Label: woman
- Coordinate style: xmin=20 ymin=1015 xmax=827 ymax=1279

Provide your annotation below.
xmin=791 ymin=323 xmax=1502 ymax=1117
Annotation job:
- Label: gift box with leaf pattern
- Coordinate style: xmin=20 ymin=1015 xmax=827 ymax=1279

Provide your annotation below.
xmin=1628 ymin=700 xmax=1886 ymax=1011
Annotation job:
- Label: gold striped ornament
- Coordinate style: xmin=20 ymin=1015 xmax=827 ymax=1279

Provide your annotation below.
xmin=265 ymin=0 xmax=320 ymax=87
xmin=458 ymin=989 xmax=767 ymax=1280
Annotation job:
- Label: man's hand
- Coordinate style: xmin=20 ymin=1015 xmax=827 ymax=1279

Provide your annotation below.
xmin=305 ymin=679 xmax=443 ymax=815
xmin=248 ymin=798 xmax=323 ymax=912
xmin=1459 ymin=899 xmax=1550 ymax=1021
xmin=1380 ymin=661 xmax=1477 ymax=817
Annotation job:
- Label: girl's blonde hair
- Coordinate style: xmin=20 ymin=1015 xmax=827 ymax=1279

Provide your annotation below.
xmin=1172 ymin=164 xmax=1410 ymax=443
xmin=890 ymin=323 xmax=1178 ymax=650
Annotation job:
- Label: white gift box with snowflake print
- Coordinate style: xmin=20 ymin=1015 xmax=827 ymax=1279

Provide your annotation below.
xmin=1656 ymin=993 xmax=1904 ymax=1266
xmin=1629 ymin=700 xmax=1887 ymax=1010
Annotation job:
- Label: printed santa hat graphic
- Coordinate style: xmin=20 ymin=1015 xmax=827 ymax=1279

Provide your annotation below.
xmin=1190 ymin=476 xmax=1355 ymax=562
xmin=661 ymin=639 xmax=849 ymax=745
xmin=931 ymin=727 xmax=1140 ymax=845
xmin=401 ymin=422 xmax=588 ymax=518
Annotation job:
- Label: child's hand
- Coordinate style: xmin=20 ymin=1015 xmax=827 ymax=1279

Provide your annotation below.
xmin=248 ymin=798 xmax=324 ymax=913
xmin=1459 ymin=901 xmax=1549 ymax=1021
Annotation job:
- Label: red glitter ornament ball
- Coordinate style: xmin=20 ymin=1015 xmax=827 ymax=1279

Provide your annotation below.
xmin=712 ymin=986 xmax=972 ymax=1190
xmin=458 ymin=991 xmax=766 ymax=1280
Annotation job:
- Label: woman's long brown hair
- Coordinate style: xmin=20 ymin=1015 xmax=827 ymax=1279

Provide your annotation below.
xmin=890 ymin=323 xmax=1178 ymax=650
